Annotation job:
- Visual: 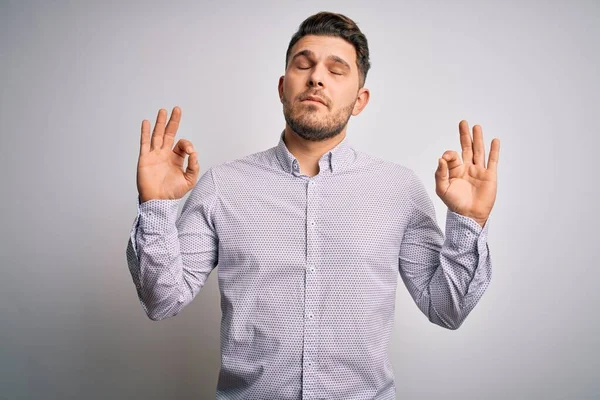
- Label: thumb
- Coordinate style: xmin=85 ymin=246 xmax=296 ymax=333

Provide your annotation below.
xmin=435 ymin=157 xmax=449 ymax=196
xmin=185 ymin=151 xmax=200 ymax=180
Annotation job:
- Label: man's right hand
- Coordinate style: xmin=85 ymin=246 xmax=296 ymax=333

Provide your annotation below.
xmin=137 ymin=106 xmax=200 ymax=203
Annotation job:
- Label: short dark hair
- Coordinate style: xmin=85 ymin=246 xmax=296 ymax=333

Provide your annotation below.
xmin=285 ymin=11 xmax=371 ymax=88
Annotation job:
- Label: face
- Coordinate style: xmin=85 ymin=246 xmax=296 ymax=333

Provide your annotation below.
xmin=278 ymin=35 xmax=370 ymax=142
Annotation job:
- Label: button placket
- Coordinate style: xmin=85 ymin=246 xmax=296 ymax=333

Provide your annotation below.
xmin=303 ymin=177 xmax=321 ymax=394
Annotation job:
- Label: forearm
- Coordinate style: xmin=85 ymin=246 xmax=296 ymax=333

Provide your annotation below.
xmin=126 ymin=199 xmax=188 ymax=321
xmin=426 ymin=209 xmax=492 ymax=329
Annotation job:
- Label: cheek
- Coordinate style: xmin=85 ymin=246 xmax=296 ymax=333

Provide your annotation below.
xmin=284 ymin=75 xmax=306 ymax=93
xmin=341 ymin=90 xmax=357 ymax=106
xmin=285 ymin=82 xmax=300 ymax=99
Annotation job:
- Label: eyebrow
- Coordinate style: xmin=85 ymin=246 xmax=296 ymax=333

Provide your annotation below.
xmin=290 ymin=49 xmax=352 ymax=71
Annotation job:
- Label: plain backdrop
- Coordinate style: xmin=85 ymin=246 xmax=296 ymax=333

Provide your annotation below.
xmin=1 ymin=1 xmax=598 ymax=399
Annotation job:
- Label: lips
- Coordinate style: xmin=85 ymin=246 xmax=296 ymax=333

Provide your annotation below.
xmin=302 ymin=95 xmax=326 ymax=106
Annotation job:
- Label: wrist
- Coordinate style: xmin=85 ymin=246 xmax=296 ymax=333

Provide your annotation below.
xmin=450 ymin=209 xmax=488 ymax=228
xmin=474 ymin=218 xmax=487 ymax=228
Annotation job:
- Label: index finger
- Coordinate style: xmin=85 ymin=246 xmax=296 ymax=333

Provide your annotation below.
xmin=140 ymin=119 xmax=151 ymax=156
xmin=161 ymin=106 xmax=182 ymax=150
xmin=459 ymin=120 xmax=473 ymax=166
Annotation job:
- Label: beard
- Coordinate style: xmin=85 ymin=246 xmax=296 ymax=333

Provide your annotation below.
xmin=282 ymin=91 xmax=356 ymax=142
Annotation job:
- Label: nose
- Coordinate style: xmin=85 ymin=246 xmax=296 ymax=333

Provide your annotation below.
xmin=308 ymin=66 xmax=325 ymax=88
xmin=308 ymin=78 xmax=324 ymax=88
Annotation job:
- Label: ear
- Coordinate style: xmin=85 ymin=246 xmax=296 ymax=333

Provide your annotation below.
xmin=352 ymin=87 xmax=370 ymax=116
xmin=278 ymin=76 xmax=284 ymax=103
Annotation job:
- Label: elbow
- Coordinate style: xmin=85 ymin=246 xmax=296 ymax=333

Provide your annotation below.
xmin=141 ymin=303 xmax=165 ymax=321
xmin=432 ymin=319 xmax=463 ymax=330
xmin=428 ymin=307 xmax=465 ymax=330
xmin=141 ymin=295 xmax=185 ymax=322
xmin=144 ymin=303 xmax=181 ymax=321
xmin=430 ymin=318 xmax=461 ymax=330
xmin=138 ymin=298 xmax=174 ymax=321
xmin=146 ymin=311 xmax=165 ymax=322
xmin=145 ymin=308 xmax=177 ymax=322
xmin=447 ymin=321 xmax=462 ymax=330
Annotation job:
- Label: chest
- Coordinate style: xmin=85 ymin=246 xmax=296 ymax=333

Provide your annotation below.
xmin=213 ymin=178 xmax=410 ymax=267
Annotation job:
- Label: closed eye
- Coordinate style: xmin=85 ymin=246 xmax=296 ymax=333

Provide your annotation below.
xmin=296 ymin=66 xmax=343 ymax=75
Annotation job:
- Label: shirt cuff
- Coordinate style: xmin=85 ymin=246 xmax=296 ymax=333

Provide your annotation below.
xmin=445 ymin=209 xmax=490 ymax=250
xmin=137 ymin=197 xmax=180 ymax=233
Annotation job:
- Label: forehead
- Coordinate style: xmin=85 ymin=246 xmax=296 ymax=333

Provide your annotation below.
xmin=289 ymin=35 xmax=356 ymax=65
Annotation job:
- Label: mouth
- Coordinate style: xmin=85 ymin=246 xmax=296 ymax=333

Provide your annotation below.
xmin=301 ymin=96 xmax=327 ymax=107
xmin=302 ymin=99 xmax=326 ymax=106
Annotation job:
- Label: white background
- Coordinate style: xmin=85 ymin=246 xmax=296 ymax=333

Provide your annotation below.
xmin=1 ymin=0 xmax=598 ymax=398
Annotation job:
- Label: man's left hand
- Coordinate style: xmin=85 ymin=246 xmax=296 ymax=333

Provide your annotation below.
xmin=435 ymin=120 xmax=500 ymax=228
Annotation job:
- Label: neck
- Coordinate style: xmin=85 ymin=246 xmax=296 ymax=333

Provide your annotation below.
xmin=282 ymin=126 xmax=347 ymax=177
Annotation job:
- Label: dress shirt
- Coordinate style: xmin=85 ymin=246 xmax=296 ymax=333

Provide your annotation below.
xmin=126 ymin=130 xmax=492 ymax=399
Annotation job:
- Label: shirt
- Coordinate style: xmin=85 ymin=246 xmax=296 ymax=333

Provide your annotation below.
xmin=126 ymin=129 xmax=492 ymax=400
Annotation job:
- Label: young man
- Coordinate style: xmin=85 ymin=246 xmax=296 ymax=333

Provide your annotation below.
xmin=127 ymin=11 xmax=500 ymax=400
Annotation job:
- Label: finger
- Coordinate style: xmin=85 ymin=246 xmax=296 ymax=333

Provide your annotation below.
xmin=435 ymin=157 xmax=450 ymax=196
xmin=442 ymin=150 xmax=463 ymax=179
xmin=459 ymin=120 xmax=473 ymax=166
xmin=473 ymin=124 xmax=486 ymax=168
xmin=150 ymin=108 xmax=167 ymax=151
xmin=185 ymin=151 xmax=200 ymax=180
xmin=162 ymin=106 xmax=181 ymax=150
xmin=487 ymin=138 xmax=500 ymax=173
xmin=140 ymin=119 xmax=150 ymax=156
xmin=173 ymin=138 xmax=194 ymax=158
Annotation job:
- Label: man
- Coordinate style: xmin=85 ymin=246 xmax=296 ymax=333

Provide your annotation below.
xmin=126 ymin=11 xmax=500 ymax=400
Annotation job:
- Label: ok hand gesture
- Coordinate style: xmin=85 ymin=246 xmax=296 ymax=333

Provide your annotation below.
xmin=136 ymin=106 xmax=200 ymax=203
xmin=435 ymin=120 xmax=500 ymax=227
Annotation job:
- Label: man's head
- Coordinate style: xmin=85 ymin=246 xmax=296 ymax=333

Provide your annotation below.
xmin=278 ymin=12 xmax=371 ymax=142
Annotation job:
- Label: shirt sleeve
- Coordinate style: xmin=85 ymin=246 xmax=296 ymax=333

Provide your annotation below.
xmin=125 ymin=167 xmax=219 ymax=321
xmin=398 ymin=169 xmax=492 ymax=330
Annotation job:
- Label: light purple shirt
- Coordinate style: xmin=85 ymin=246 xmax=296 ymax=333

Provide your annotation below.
xmin=126 ymin=130 xmax=492 ymax=399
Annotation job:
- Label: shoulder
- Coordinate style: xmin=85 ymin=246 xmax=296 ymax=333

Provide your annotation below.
xmin=352 ymin=148 xmax=417 ymax=183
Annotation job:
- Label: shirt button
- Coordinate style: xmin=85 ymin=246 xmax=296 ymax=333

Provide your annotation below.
xmin=310 ymin=181 xmax=316 ymax=185
xmin=308 ymin=313 xmax=314 ymax=319
xmin=309 ymin=266 xmax=315 ymax=272
xmin=310 ymin=220 xmax=315 ymax=226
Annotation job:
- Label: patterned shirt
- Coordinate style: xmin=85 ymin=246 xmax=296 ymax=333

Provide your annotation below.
xmin=126 ymin=130 xmax=492 ymax=399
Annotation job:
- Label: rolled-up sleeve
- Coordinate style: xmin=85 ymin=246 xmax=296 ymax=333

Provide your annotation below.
xmin=398 ymin=170 xmax=492 ymax=330
xmin=125 ymin=167 xmax=219 ymax=321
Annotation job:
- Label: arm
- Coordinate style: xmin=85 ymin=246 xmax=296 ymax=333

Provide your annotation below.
xmin=398 ymin=170 xmax=492 ymax=330
xmin=125 ymin=167 xmax=219 ymax=321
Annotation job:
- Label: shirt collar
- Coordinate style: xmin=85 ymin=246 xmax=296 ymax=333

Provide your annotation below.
xmin=274 ymin=130 xmax=355 ymax=175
